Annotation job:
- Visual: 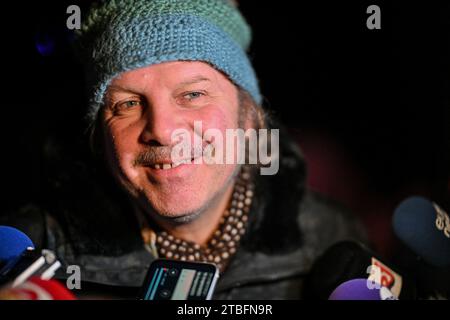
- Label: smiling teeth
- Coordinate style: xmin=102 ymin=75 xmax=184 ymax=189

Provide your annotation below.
xmin=152 ymin=161 xmax=186 ymax=170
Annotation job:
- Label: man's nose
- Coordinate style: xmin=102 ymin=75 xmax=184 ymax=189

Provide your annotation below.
xmin=139 ymin=99 xmax=186 ymax=146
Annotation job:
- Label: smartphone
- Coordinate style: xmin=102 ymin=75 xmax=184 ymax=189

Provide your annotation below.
xmin=138 ymin=259 xmax=219 ymax=300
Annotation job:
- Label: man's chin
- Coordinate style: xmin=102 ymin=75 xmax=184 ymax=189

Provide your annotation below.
xmin=151 ymin=209 xmax=203 ymax=225
xmin=157 ymin=211 xmax=200 ymax=225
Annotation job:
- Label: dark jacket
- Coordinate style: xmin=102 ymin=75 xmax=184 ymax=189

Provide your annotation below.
xmin=1 ymin=128 xmax=366 ymax=299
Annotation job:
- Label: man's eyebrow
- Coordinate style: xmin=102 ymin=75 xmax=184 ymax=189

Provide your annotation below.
xmin=105 ymin=76 xmax=211 ymax=95
xmin=106 ymin=85 xmax=138 ymax=94
xmin=176 ymin=76 xmax=211 ymax=88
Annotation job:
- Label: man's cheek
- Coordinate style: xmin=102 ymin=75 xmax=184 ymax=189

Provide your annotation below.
xmin=193 ymin=112 xmax=238 ymax=165
xmin=201 ymin=115 xmax=235 ymax=139
xmin=120 ymin=152 xmax=140 ymax=180
xmin=107 ymin=136 xmax=138 ymax=181
xmin=193 ymin=105 xmax=237 ymax=130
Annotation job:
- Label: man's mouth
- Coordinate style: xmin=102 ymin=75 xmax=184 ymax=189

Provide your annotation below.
xmin=149 ymin=157 xmax=196 ymax=170
xmin=137 ymin=142 xmax=211 ymax=171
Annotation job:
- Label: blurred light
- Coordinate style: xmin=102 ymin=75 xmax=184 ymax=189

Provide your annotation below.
xmin=35 ymin=32 xmax=56 ymax=56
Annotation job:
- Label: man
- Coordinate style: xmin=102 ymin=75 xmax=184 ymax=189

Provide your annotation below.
xmin=1 ymin=0 xmax=365 ymax=299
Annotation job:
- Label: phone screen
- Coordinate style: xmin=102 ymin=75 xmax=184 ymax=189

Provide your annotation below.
xmin=139 ymin=259 xmax=219 ymax=300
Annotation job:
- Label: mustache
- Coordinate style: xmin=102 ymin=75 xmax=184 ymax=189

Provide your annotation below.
xmin=133 ymin=143 xmax=207 ymax=167
xmin=133 ymin=146 xmax=172 ymax=166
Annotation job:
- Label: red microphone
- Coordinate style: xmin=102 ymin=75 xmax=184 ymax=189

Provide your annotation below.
xmin=0 ymin=277 xmax=76 ymax=300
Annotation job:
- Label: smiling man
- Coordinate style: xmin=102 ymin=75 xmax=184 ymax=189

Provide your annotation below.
xmin=1 ymin=0 xmax=365 ymax=299
xmin=101 ymin=61 xmax=247 ymax=249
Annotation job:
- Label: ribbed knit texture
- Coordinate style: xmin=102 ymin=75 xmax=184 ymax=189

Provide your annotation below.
xmin=76 ymin=0 xmax=262 ymax=122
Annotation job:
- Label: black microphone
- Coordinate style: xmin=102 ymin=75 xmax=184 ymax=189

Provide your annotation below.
xmin=304 ymin=241 xmax=417 ymax=300
xmin=392 ymin=196 xmax=450 ymax=299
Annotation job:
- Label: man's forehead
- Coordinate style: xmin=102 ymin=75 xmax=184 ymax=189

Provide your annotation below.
xmin=108 ymin=76 xmax=211 ymax=93
xmin=108 ymin=61 xmax=231 ymax=93
xmin=116 ymin=62 xmax=218 ymax=82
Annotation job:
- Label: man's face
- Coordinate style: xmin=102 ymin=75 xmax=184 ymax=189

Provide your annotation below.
xmin=101 ymin=61 xmax=240 ymax=222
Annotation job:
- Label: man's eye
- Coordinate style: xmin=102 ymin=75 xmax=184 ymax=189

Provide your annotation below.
xmin=110 ymin=99 xmax=144 ymax=115
xmin=183 ymin=91 xmax=205 ymax=101
xmin=120 ymin=100 xmax=142 ymax=108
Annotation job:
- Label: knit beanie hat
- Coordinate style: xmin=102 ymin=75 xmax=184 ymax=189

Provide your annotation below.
xmin=77 ymin=0 xmax=262 ymax=122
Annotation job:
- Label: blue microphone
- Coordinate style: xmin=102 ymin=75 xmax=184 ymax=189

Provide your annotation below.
xmin=0 ymin=226 xmax=35 ymax=263
xmin=392 ymin=197 xmax=450 ymax=298
xmin=393 ymin=196 xmax=450 ymax=267
xmin=0 ymin=226 xmax=61 ymax=288
xmin=329 ymin=278 xmax=397 ymax=300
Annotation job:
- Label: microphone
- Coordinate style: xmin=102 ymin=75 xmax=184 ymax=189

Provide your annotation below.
xmin=392 ymin=196 xmax=450 ymax=298
xmin=0 ymin=226 xmax=61 ymax=287
xmin=393 ymin=196 xmax=450 ymax=267
xmin=305 ymin=241 xmax=416 ymax=300
xmin=0 ymin=277 xmax=76 ymax=300
xmin=0 ymin=225 xmax=35 ymax=267
xmin=329 ymin=278 xmax=397 ymax=300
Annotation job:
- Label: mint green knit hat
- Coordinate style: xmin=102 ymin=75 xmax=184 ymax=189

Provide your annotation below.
xmin=77 ymin=0 xmax=262 ymax=122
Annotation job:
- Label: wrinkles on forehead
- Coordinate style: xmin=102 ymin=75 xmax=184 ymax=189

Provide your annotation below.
xmin=103 ymin=61 xmax=238 ymax=104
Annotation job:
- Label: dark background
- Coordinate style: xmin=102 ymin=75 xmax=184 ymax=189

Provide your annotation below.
xmin=1 ymin=1 xmax=449 ymax=256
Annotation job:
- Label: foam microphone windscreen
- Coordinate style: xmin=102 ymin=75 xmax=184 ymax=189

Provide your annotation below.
xmin=329 ymin=278 xmax=397 ymax=300
xmin=0 ymin=226 xmax=35 ymax=263
xmin=393 ymin=196 xmax=450 ymax=267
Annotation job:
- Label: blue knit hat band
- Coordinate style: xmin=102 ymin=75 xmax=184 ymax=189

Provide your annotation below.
xmin=84 ymin=13 xmax=261 ymax=121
